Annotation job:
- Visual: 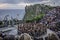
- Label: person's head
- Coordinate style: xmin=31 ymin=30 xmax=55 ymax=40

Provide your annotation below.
xmin=0 ymin=37 xmax=3 ymax=40
xmin=4 ymin=35 xmax=9 ymax=40
xmin=19 ymin=34 xmax=24 ymax=40
xmin=4 ymin=35 xmax=15 ymax=40
xmin=0 ymin=32 xmax=2 ymax=37
xmin=9 ymin=35 xmax=15 ymax=40
xmin=19 ymin=33 xmax=33 ymax=40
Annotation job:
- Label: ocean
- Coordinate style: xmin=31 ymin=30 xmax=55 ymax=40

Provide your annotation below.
xmin=0 ymin=9 xmax=25 ymax=35
xmin=0 ymin=9 xmax=25 ymax=20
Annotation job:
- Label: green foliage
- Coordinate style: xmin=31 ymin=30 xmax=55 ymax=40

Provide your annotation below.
xmin=26 ymin=13 xmax=45 ymax=22
xmin=24 ymin=4 xmax=54 ymax=22
xmin=34 ymin=13 xmax=45 ymax=20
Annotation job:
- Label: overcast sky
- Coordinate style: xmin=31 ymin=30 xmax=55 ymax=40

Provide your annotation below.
xmin=0 ymin=0 xmax=59 ymax=9
xmin=0 ymin=0 xmax=60 ymax=20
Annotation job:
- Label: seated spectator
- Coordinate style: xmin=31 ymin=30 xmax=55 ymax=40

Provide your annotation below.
xmin=19 ymin=33 xmax=33 ymax=40
xmin=4 ymin=35 xmax=15 ymax=40
xmin=47 ymin=34 xmax=59 ymax=40
xmin=0 ymin=37 xmax=3 ymax=40
xmin=0 ymin=32 xmax=2 ymax=37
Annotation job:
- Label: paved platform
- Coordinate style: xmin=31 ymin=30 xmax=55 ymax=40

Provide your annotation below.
xmin=0 ymin=25 xmax=18 ymax=35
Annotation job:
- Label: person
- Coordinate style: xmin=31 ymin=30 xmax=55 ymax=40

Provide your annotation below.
xmin=19 ymin=34 xmax=24 ymax=40
xmin=0 ymin=37 xmax=3 ymax=40
xmin=4 ymin=35 xmax=15 ymax=40
xmin=19 ymin=33 xmax=33 ymax=40
xmin=0 ymin=32 xmax=2 ymax=37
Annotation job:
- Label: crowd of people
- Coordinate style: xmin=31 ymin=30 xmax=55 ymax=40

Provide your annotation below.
xmin=42 ymin=7 xmax=60 ymax=32
xmin=18 ymin=21 xmax=49 ymax=40
xmin=0 ymin=31 xmax=59 ymax=40
xmin=45 ymin=34 xmax=58 ymax=40
xmin=0 ymin=6 xmax=60 ymax=40
xmin=18 ymin=22 xmax=47 ymax=37
xmin=0 ymin=32 xmax=18 ymax=40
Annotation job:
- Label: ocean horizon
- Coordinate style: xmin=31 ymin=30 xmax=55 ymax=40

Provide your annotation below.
xmin=0 ymin=9 xmax=25 ymax=20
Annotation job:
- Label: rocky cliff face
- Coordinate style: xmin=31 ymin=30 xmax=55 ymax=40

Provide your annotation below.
xmin=24 ymin=4 xmax=53 ymax=21
xmin=24 ymin=4 xmax=60 ymax=32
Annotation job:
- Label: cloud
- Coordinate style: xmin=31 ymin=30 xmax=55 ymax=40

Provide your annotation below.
xmin=0 ymin=0 xmax=24 ymax=4
xmin=0 ymin=3 xmax=31 ymax=9
xmin=0 ymin=0 xmax=49 ymax=9
xmin=44 ymin=0 xmax=60 ymax=6
xmin=0 ymin=0 xmax=46 ymax=4
xmin=0 ymin=0 xmax=60 ymax=9
xmin=29 ymin=0 xmax=50 ymax=4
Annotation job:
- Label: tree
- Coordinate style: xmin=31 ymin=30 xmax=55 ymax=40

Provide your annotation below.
xmin=0 ymin=21 xmax=3 ymax=25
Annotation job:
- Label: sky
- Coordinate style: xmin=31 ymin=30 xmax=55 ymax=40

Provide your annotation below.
xmin=0 ymin=0 xmax=59 ymax=9
xmin=0 ymin=0 xmax=60 ymax=20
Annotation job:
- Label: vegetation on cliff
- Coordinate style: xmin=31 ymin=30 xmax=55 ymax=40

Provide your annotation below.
xmin=23 ymin=4 xmax=53 ymax=22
